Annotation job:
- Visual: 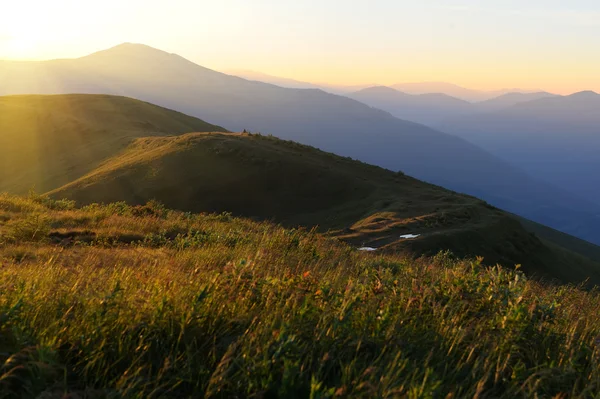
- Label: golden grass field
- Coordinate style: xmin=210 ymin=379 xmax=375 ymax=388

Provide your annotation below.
xmin=2 ymin=193 xmax=600 ymax=398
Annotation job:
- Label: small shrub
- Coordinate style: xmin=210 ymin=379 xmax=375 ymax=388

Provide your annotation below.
xmin=3 ymin=214 xmax=51 ymax=243
xmin=27 ymin=190 xmax=76 ymax=210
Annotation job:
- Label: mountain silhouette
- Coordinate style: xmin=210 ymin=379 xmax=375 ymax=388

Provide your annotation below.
xmin=348 ymin=86 xmax=558 ymax=125
xmin=391 ymin=82 xmax=540 ymax=102
xmin=347 ymin=86 xmax=473 ymax=125
xmin=439 ymin=91 xmax=600 ymax=206
xmin=474 ymin=92 xmax=558 ymax=112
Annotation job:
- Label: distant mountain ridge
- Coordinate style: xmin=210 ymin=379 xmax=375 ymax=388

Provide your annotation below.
xmin=439 ymin=91 xmax=600 ymax=205
xmin=347 ymin=86 xmax=559 ymax=125
xmin=474 ymin=91 xmax=558 ymax=112
xmin=1 ymin=43 xmax=600 ymax=244
xmin=391 ymin=82 xmax=544 ymax=102
xmin=223 ymin=70 xmax=543 ymax=102
xmin=348 ymin=86 xmax=473 ymax=125
xmin=223 ymin=69 xmax=322 ymax=90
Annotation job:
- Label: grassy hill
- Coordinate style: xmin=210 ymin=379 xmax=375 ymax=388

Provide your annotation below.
xmin=516 ymin=216 xmax=600 ymax=263
xmin=1 ymin=194 xmax=600 ymax=397
xmin=0 ymin=94 xmax=226 ymax=194
xmin=49 ymin=132 xmax=600 ymax=286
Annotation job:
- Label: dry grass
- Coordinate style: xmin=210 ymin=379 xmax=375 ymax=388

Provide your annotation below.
xmin=1 ymin=193 xmax=600 ymax=398
xmin=47 ymin=132 xmax=600 ymax=286
xmin=0 ymin=94 xmax=227 ymax=195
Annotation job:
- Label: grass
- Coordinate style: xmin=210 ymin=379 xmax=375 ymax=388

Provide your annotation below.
xmin=1 ymin=193 xmax=600 ymax=398
xmin=0 ymin=94 xmax=227 ymax=195
xmin=50 ymin=132 xmax=600 ymax=286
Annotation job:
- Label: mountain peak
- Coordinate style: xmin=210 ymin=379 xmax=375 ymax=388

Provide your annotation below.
xmin=106 ymin=42 xmax=164 ymax=52
xmin=356 ymin=86 xmax=406 ymax=95
xmin=76 ymin=42 xmax=222 ymax=75
xmin=81 ymin=42 xmax=175 ymax=61
xmin=568 ymin=90 xmax=599 ymax=98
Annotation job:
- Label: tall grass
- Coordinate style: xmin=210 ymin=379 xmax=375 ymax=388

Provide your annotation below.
xmin=1 ymin=193 xmax=599 ymax=398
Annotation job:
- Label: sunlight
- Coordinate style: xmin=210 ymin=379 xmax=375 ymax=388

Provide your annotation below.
xmin=2 ymin=23 xmax=43 ymax=59
xmin=6 ymin=36 xmax=38 ymax=57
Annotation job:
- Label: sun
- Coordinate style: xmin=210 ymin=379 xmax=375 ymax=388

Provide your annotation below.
xmin=7 ymin=36 xmax=38 ymax=56
xmin=1 ymin=23 xmax=44 ymax=59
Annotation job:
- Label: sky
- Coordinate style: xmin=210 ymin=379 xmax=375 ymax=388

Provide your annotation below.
xmin=1 ymin=0 xmax=599 ymax=93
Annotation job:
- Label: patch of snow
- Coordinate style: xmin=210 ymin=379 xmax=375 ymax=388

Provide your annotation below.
xmin=400 ymin=234 xmax=420 ymax=239
xmin=358 ymin=247 xmax=378 ymax=251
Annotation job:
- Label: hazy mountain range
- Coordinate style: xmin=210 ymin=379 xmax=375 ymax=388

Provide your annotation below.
xmin=346 ymin=86 xmax=557 ymax=125
xmin=347 ymin=86 xmax=473 ymax=126
xmin=224 ymin=70 xmax=323 ymax=90
xmin=228 ymin=71 xmax=559 ymax=126
xmin=226 ymin=70 xmax=542 ymax=101
xmin=390 ymin=82 xmax=544 ymax=102
xmin=438 ymin=91 xmax=600 ymax=205
xmin=1 ymin=43 xmax=600 ymax=244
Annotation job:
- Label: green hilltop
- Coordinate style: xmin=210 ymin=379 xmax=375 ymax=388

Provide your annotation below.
xmin=0 ymin=94 xmax=227 ymax=194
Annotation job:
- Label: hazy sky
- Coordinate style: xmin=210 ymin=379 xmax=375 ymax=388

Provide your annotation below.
xmin=2 ymin=0 xmax=599 ymax=93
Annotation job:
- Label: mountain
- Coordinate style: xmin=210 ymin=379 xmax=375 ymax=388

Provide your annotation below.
xmin=475 ymin=91 xmax=558 ymax=112
xmin=223 ymin=69 xmax=322 ymax=89
xmin=391 ymin=82 xmax=539 ymax=102
xmin=49 ymin=131 xmax=600 ymax=285
xmin=439 ymin=91 xmax=600 ymax=205
xmin=347 ymin=87 xmax=556 ymax=126
xmin=215 ymin=71 xmax=547 ymax=105
xmin=315 ymin=83 xmax=382 ymax=95
xmin=516 ymin=215 xmax=600 ymax=264
xmin=347 ymin=86 xmax=473 ymax=125
xmin=223 ymin=70 xmax=379 ymax=94
xmin=2 ymin=44 xmax=600 ymax=244
xmin=0 ymin=94 xmax=227 ymax=194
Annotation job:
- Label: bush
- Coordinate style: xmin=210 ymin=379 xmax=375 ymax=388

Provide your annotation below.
xmin=27 ymin=190 xmax=76 ymax=211
xmin=3 ymin=213 xmax=51 ymax=243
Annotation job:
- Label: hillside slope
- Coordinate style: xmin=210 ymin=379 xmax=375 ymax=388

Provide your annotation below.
xmin=3 ymin=45 xmax=600 ymax=243
xmin=2 ymin=194 xmax=600 ymax=397
xmin=515 ymin=216 xmax=600 ymax=264
xmin=0 ymin=94 xmax=227 ymax=194
xmin=50 ymin=132 xmax=600 ymax=285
